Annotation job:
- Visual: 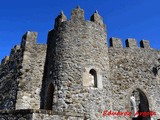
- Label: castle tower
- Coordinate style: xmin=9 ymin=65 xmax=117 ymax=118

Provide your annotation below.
xmin=1 ymin=6 xmax=160 ymax=120
xmin=43 ymin=7 xmax=111 ymax=119
xmin=0 ymin=31 xmax=47 ymax=110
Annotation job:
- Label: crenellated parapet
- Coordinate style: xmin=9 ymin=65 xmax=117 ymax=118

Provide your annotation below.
xmin=71 ymin=6 xmax=84 ymax=22
xmin=1 ymin=6 xmax=160 ymax=120
xmin=126 ymin=38 xmax=138 ymax=48
xmin=0 ymin=30 xmax=47 ymax=110
xmin=110 ymin=37 xmax=123 ymax=48
xmin=9 ymin=45 xmax=20 ymax=60
xmin=90 ymin=10 xmax=104 ymax=26
xmin=21 ymin=31 xmax=38 ymax=49
xmin=140 ymin=40 xmax=150 ymax=48
xmin=1 ymin=56 xmax=9 ymax=65
xmin=110 ymin=37 xmax=151 ymax=49
xmin=0 ymin=31 xmax=38 ymax=67
xmin=0 ymin=45 xmax=21 ymax=66
xmin=53 ymin=6 xmax=106 ymax=30
xmin=54 ymin=11 xmax=67 ymax=28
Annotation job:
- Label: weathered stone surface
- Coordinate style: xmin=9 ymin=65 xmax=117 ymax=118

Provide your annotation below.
xmin=110 ymin=37 xmax=123 ymax=48
xmin=0 ymin=7 xmax=160 ymax=120
xmin=140 ymin=40 xmax=150 ymax=48
xmin=126 ymin=38 xmax=138 ymax=48
xmin=0 ymin=109 xmax=85 ymax=120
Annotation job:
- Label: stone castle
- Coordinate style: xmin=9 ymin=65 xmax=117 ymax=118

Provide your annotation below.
xmin=0 ymin=6 xmax=160 ymax=120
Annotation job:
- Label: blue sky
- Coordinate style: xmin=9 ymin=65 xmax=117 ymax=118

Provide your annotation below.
xmin=0 ymin=0 xmax=160 ymax=61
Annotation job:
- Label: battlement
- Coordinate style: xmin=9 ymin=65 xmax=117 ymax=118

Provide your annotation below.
xmin=54 ymin=6 xmax=105 ymax=29
xmin=21 ymin=31 xmax=38 ymax=49
xmin=110 ymin=37 xmax=123 ymax=48
xmin=54 ymin=11 xmax=67 ymax=28
xmin=110 ymin=37 xmax=151 ymax=49
xmin=10 ymin=45 xmax=20 ymax=57
xmin=71 ymin=6 xmax=84 ymax=22
xmin=0 ymin=31 xmax=45 ymax=67
xmin=0 ymin=45 xmax=21 ymax=66
xmin=1 ymin=6 xmax=160 ymax=120
xmin=90 ymin=10 xmax=104 ymax=26
xmin=140 ymin=40 xmax=150 ymax=48
xmin=1 ymin=56 xmax=9 ymax=65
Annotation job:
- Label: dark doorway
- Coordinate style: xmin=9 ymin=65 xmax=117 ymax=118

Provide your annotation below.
xmin=131 ymin=89 xmax=150 ymax=120
xmin=45 ymin=83 xmax=54 ymax=110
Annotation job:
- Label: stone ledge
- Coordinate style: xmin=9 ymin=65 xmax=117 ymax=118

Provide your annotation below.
xmin=0 ymin=109 xmax=85 ymax=117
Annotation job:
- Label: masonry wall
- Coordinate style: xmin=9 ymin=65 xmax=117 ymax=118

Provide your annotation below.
xmin=0 ymin=109 xmax=85 ymax=120
xmin=43 ymin=7 xmax=112 ymax=120
xmin=0 ymin=110 xmax=33 ymax=119
xmin=108 ymin=38 xmax=160 ymax=119
xmin=0 ymin=32 xmax=47 ymax=110
xmin=1 ymin=7 xmax=160 ymax=120
xmin=15 ymin=32 xmax=47 ymax=109
xmin=0 ymin=45 xmax=21 ymax=110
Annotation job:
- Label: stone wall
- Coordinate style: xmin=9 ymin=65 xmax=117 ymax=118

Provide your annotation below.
xmin=109 ymin=38 xmax=160 ymax=119
xmin=15 ymin=32 xmax=47 ymax=109
xmin=43 ymin=7 xmax=111 ymax=120
xmin=0 ymin=31 xmax=47 ymax=110
xmin=0 ymin=109 xmax=85 ymax=120
xmin=0 ymin=45 xmax=21 ymax=110
xmin=1 ymin=6 xmax=160 ymax=120
xmin=0 ymin=109 xmax=33 ymax=120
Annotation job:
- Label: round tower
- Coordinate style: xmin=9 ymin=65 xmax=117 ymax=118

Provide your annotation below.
xmin=44 ymin=7 xmax=111 ymax=119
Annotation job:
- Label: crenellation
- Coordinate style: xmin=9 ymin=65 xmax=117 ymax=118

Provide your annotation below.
xmin=109 ymin=37 xmax=123 ymax=48
xmin=8 ymin=45 xmax=21 ymax=63
xmin=10 ymin=45 xmax=20 ymax=56
xmin=1 ymin=56 xmax=9 ymax=65
xmin=21 ymin=31 xmax=38 ymax=49
xmin=140 ymin=40 xmax=150 ymax=48
xmin=90 ymin=10 xmax=104 ymax=27
xmin=1 ymin=6 xmax=160 ymax=120
xmin=14 ymin=45 xmax=20 ymax=50
xmin=54 ymin=11 xmax=67 ymax=28
xmin=125 ymin=38 xmax=138 ymax=48
xmin=15 ymin=34 xmax=47 ymax=110
xmin=71 ymin=6 xmax=84 ymax=22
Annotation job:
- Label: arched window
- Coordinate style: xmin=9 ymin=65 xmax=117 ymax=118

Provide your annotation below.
xmin=83 ymin=67 xmax=102 ymax=89
xmin=89 ymin=69 xmax=97 ymax=87
xmin=45 ymin=83 xmax=54 ymax=110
